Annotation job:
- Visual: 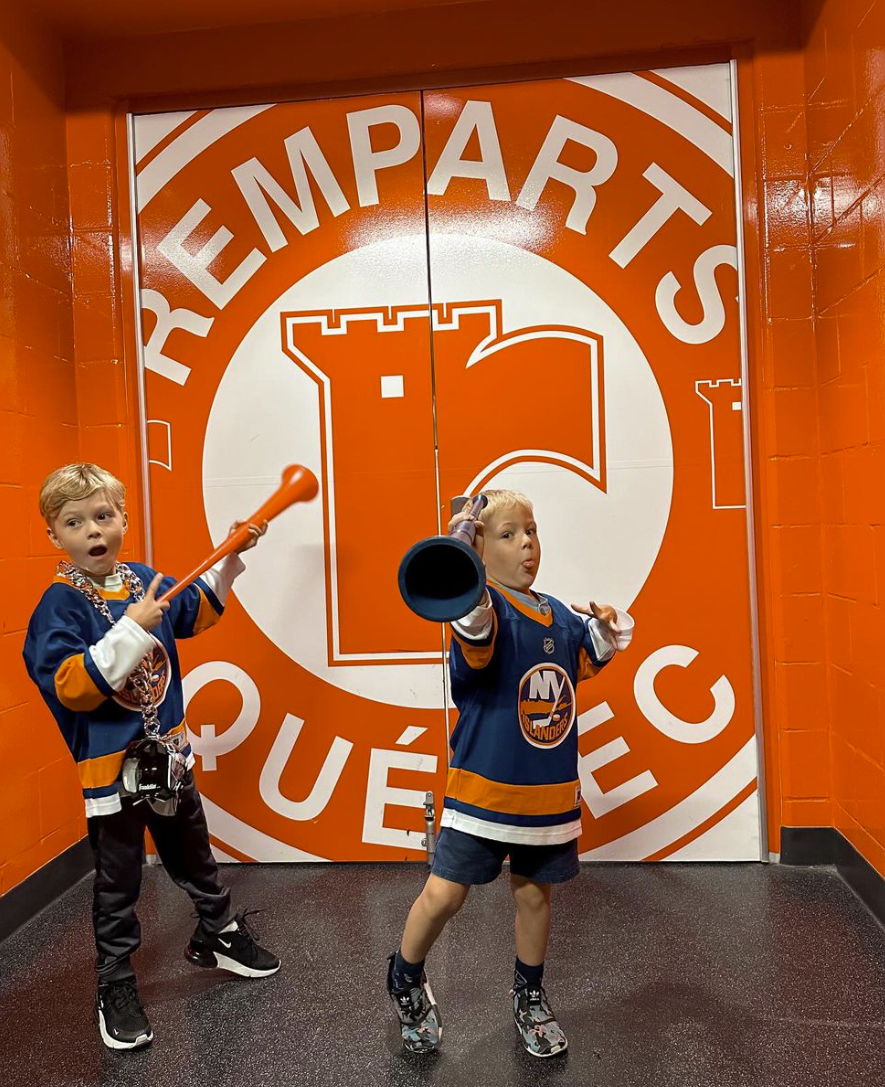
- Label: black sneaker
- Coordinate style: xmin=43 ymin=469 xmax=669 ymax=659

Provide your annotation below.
xmin=512 ymin=984 xmax=568 ymax=1057
xmin=96 ymin=979 xmax=153 ymax=1050
xmin=386 ymin=952 xmax=442 ymax=1053
xmin=185 ymin=911 xmax=281 ymax=978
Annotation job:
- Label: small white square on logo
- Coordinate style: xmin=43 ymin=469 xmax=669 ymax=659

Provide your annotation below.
xmin=380 ymin=375 xmax=404 ymax=398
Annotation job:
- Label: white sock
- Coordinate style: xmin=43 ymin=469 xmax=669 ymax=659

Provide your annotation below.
xmin=221 ymin=919 xmax=238 ymax=934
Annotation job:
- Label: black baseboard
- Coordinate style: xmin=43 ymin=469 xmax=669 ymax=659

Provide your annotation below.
xmin=0 ymin=838 xmax=92 ymax=945
xmin=834 ymin=832 xmax=885 ymax=930
xmin=781 ymin=825 xmax=885 ymax=930
xmin=780 ymin=826 xmax=838 ymax=866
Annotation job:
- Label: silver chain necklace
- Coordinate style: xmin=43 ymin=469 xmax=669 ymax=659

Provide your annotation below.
xmin=56 ymin=560 xmax=162 ymax=738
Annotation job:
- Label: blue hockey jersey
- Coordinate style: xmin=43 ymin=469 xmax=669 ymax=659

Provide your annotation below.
xmin=444 ymin=582 xmax=616 ymax=845
xmin=23 ymin=563 xmax=223 ymax=817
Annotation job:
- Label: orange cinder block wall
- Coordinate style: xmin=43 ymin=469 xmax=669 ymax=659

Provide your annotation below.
xmin=0 ymin=8 xmax=146 ymax=899
xmin=0 ymin=9 xmax=84 ymax=895
xmin=800 ymin=0 xmax=885 ymax=873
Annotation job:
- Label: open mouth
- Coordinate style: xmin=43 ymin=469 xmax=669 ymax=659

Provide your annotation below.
xmin=88 ymin=545 xmax=108 ymax=558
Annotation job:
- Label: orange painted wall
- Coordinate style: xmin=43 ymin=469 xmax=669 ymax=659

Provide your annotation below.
xmin=0 ymin=9 xmax=85 ymax=895
xmin=741 ymin=43 xmax=826 ymax=851
xmin=801 ymin=0 xmax=885 ymax=873
xmin=7 ymin=0 xmax=885 ymax=896
xmin=0 ymin=9 xmax=147 ymax=898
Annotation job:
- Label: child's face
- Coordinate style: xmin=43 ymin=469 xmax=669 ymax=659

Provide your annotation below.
xmin=481 ymin=503 xmax=541 ymax=592
xmin=48 ymin=490 xmax=128 ymax=578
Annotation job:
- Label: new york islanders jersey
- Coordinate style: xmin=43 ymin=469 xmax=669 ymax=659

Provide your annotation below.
xmin=23 ymin=562 xmax=226 ymax=817
xmin=444 ymin=582 xmax=631 ymax=845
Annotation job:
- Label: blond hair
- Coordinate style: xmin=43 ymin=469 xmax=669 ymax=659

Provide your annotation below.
xmin=471 ymin=488 xmax=533 ymax=523
xmin=39 ymin=463 xmax=126 ymax=523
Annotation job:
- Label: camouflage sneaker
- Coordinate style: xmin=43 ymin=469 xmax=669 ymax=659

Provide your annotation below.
xmin=512 ymin=984 xmax=568 ymax=1057
xmin=386 ymin=953 xmax=442 ymax=1053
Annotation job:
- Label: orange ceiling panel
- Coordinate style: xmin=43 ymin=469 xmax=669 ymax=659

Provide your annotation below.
xmin=27 ymin=0 xmax=483 ymax=41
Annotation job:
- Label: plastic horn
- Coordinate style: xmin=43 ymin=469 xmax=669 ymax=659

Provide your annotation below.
xmin=397 ymin=494 xmax=488 ymax=622
xmin=158 ymin=464 xmax=319 ymax=604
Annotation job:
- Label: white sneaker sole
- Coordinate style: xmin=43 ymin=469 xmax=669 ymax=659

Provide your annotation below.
xmin=522 ymin=1038 xmax=569 ymax=1058
xmin=98 ymin=1009 xmax=153 ymax=1050
xmin=423 ymin=978 xmax=442 ymax=1045
xmin=211 ymin=951 xmax=281 ymax=978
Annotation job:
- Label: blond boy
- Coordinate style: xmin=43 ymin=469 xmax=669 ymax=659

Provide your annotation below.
xmin=387 ymin=489 xmax=634 ymax=1057
xmin=23 ymin=463 xmax=280 ymax=1050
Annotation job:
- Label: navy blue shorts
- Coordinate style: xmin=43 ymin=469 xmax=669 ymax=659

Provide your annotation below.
xmin=430 ymin=826 xmax=580 ymax=886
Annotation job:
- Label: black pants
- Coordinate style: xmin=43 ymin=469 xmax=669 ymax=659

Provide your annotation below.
xmin=86 ymin=772 xmax=232 ymax=983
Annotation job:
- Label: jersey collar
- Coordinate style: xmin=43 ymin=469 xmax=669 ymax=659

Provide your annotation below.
xmin=488 ymin=579 xmax=554 ymax=627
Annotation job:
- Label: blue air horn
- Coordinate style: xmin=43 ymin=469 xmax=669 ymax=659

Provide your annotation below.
xmin=397 ymin=494 xmax=488 ymax=622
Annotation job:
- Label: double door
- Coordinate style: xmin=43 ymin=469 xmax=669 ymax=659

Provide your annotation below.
xmin=131 ymin=63 xmax=761 ymax=861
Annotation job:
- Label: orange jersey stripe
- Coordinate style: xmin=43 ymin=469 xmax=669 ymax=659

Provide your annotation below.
xmin=452 ymin=610 xmax=498 ymax=669
xmin=446 ymin=765 xmax=580 ymax=816
xmin=192 ymin=586 xmax=223 ymax=636
xmin=490 ymin=582 xmax=554 ymax=627
xmin=577 ymin=645 xmax=602 ymax=682
xmin=55 ymin=654 xmax=106 ymax=711
xmin=77 ymin=748 xmax=127 ymax=790
xmin=76 ymin=721 xmax=188 ymax=789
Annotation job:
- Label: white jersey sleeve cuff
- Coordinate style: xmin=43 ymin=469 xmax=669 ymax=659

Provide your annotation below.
xmin=587 ymin=607 xmax=635 ymax=661
xmin=199 ymin=552 xmax=247 ymax=605
xmin=89 ymin=616 xmax=156 ymax=691
xmin=451 ymin=591 xmax=494 ymax=640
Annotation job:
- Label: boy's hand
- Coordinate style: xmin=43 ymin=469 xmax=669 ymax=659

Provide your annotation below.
xmin=572 ymin=600 xmax=618 ymax=627
xmin=447 ymin=504 xmax=484 ymax=557
xmin=232 ymin=519 xmax=268 ymax=554
xmin=126 ymin=573 xmax=170 ymax=631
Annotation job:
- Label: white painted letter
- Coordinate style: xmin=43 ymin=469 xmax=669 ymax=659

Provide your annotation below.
xmin=579 ymin=737 xmax=658 ymax=817
xmin=609 ymin=162 xmax=711 ymax=268
xmin=259 ymin=714 xmax=353 ymax=820
xmin=517 ymin=116 xmax=617 ymax=233
xmin=347 ymin=104 xmax=421 ymax=206
xmin=140 ymin=288 xmax=212 ymax=386
xmin=427 ymin=100 xmax=510 ymax=201
xmin=183 ymin=661 xmax=260 ymax=771
xmin=362 ymin=747 xmax=438 ymax=850
xmin=157 ymin=198 xmax=266 ymax=309
xmin=655 ymin=244 xmax=738 ymax=345
xmin=232 ymin=128 xmax=349 ymax=251
xmin=634 ymin=645 xmax=735 ymax=743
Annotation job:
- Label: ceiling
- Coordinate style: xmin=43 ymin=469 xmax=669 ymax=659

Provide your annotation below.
xmin=27 ymin=0 xmax=482 ymax=42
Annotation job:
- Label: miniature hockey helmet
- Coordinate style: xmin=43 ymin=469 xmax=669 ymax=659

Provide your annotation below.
xmin=120 ymin=737 xmax=187 ymax=802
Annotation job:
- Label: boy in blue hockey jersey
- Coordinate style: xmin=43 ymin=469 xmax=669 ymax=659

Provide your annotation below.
xmin=387 ymin=489 xmax=633 ymax=1057
xmin=23 ymin=463 xmax=280 ymax=1051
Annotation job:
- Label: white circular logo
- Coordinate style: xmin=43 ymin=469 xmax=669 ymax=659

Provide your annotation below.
xmin=203 ymin=233 xmax=673 ymax=708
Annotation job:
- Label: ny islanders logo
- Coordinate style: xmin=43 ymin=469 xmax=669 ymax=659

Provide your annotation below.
xmin=518 ymin=664 xmax=576 ymax=748
xmin=133 ymin=68 xmax=761 ymax=863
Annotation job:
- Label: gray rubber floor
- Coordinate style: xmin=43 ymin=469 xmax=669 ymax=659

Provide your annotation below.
xmin=1 ymin=861 xmax=884 ymax=1086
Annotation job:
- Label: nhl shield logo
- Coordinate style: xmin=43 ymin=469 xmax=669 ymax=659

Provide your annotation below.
xmin=543 ymin=637 xmax=555 ymax=655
